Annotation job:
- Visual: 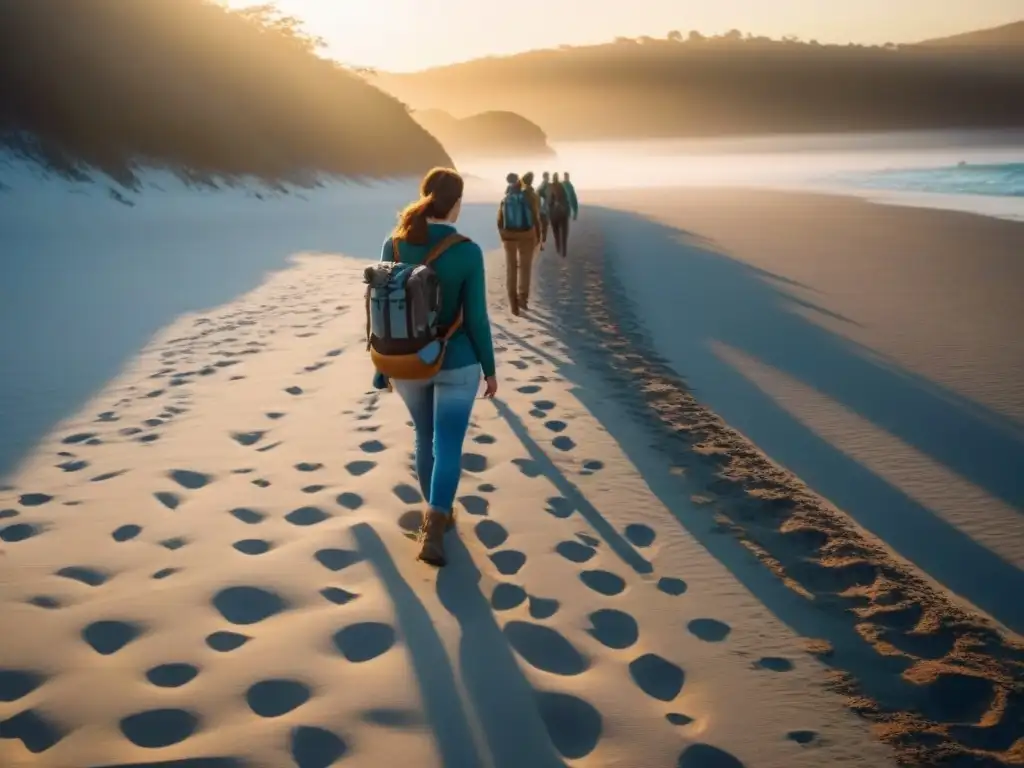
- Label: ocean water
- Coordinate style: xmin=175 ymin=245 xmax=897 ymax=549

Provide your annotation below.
xmin=833 ymin=162 xmax=1024 ymax=198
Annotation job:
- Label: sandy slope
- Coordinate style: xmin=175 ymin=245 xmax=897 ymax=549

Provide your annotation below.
xmin=0 ymin=250 xmax=895 ymax=767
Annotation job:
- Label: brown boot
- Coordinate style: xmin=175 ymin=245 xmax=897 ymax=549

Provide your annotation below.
xmin=418 ymin=509 xmax=449 ymax=567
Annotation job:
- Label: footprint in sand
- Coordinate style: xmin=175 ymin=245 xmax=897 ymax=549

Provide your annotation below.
xmin=509 ymin=360 xmax=528 ymax=370
xmin=285 ymin=506 xmax=331 ymax=527
xmin=266 ymin=411 xmax=286 ymax=420
xmin=146 ymin=663 xmax=199 ymax=688
xmin=545 ymin=496 xmax=574 ymax=518
xmin=392 ymin=483 xmax=422 ymax=505
xmin=345 ymin=460 xmax=377 ymax=477
xmin=56 ymin=566 xmax=109 ymax=587
xmin=212 ymin=586 xmax=289 ymax=625
xmin=229 ymin=507 xmax=266 ymax=524
xmin=1 ymin=522 xmax=44 ymax=542
xmin=461 ymin=453 xmax=489 ymax=473
xmin=459 ymin=495 xmax=489 ymax=516
xmin=231 ymin=430 xmax=266 ymax=446
xmin=360 ymin=440 xmax=386 ymax=454
xmin=475 ymin=520 xmax=509 ymax=549
xmin=552 ymin=436 xmax=577 ymax=452
xmin=27 ymin=596 xmax=62 ymax=610
xmin=336 ymin=492 xmax=364 ymax=511
xmin=91 ymin=469 xmax=128 ymax=483
xmin=57 ymin=459 xmax=89 ymax=472
xmin=320 ymin=587 xmax=359 ymax=606
xmin=205 ymin=631 xmax=251 ymax=652
xmin=233 ymin=539 xmax=273 ymax=555
xmin=677 ymin=743 xmax=746 ymax=768
xmin=472 ymin=433 xmax=497 ymax=445
xmin=586 ymin=609 xmax=639 ymax=650
xmin=295 ymin=462 xmax=323 ymax=472
xmin=504 ymin=621 xmax=589 ymax=676
xmin=0 ymin=508 xmax=19 ymax=520
xmin=0 ymin=710 xmax=64 ymax=754
xmin=629 ymin=653 xmax=685 ymax=701
xmin=291 ymin=725 xmax=348 ymax=768
xmin=120 ymin=708 xmax=199 ymax=748
xmin=285 ymin=386 xmax=304 ymax=396
xmin=0 ymin=671 xmax=46 ymax=721
xmin=576 ymin=532 xmax=600 ymax=547
xmin=159 ymin=537 xmax=188 ymax=550
xmin=657 ymin=577 xmax=688 ymax=596
xmin=512 ymin=458 xmax=541 ymax=478
xmin=490 ymin=549 xmax=527 ymax=576
xmin=315 ymin=548 xmax=362 ymax=572
xmin=580 ymin=460 xmax=604 ymax=476
xmin=82 ymin=620 xmax=143 ymax=655
xmin=556 ymin=540 xmax=596 ymax=564
xmin=535 ymin=691 xmax=602 ymax=760
xmin=528 ymin=595 xmax=561 ymax=619
xmin=491 ymin=583 xmax=528 ymax=611
xmin=62 ymin=432 xmax=98 ymax=445
xmin=332 ymin=622 xmax=396 ymax=663
xmin=301 ymin=484 xmax=326 ymax=494
xmin=252 ymin=478 xmax=271 ymax=488
xmin=755 ymin=657 xmax=794 ymax=672
xmin=787 ymin=730 xmax=819 ymax=745
xmin=579 ymin=570 xmax=626 ymax=597
xmin=154 ymin=491 xmax=181 ymax=510
xmin=666 ymin=713 xmax=695 ymax=726
xmin=624 ymin=523 xmax=656 ymax=548
xmin=152 ymin=567 xmax=180 ymax=580
xmin=168 ymin=469 xmax=212 ymax=490
xmin=247 ymin=679 xmax=312 ymax=718
xmin=18 ymin=493 xmax=53 ymax=507
xmin=688 ymin=618 xmax=732 ymax=643
xmin=516 ymin=385 xmax=542 ymax=395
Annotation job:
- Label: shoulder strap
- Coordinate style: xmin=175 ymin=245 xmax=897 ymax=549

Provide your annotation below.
xmin=423 ymin=232 xmax=470 ymax=339
xmin=391 ymin=237 xmax=400 ymax=263
xmin=423 ymin=232 xmax=469 ymax=266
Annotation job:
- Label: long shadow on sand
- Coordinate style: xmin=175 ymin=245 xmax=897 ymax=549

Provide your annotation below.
xmin=0 ymin=184 xmax=503 ymax=478
xmin=351 ymin=523 xmax=483 ymax=767
xmin=353 ymin=523 xmax=583 ymax=768
xmin=528 ymin=208 xmax=1024 ymax=636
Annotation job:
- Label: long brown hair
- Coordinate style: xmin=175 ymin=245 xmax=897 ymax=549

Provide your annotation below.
xmin=393 ymin=167 xmax=464 ymax=245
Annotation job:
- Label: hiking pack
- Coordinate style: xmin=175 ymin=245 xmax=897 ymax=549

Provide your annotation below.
xmin=548 ymin=182 xmax=569 ymax=220
xmin=364 ymin=232 xmax=468 ymax=381
xmin=502 ymin=187 xmax=534 ymax=231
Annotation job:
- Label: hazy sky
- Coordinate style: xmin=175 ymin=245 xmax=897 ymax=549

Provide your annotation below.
xmin=223 ymin=0 xmax=1023 ymax=72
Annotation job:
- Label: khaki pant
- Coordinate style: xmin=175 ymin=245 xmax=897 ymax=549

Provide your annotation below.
xmin=503 ymin=237 xmax=537 ymax=310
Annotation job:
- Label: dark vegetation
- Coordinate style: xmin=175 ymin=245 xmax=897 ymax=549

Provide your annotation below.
xmin=0 ymin=0 xmax=451 ymax=186
xmin=373 ymin=23 xmax=1024 ymax=141
xmin=413 ymin=109 xmax=555 ymax=158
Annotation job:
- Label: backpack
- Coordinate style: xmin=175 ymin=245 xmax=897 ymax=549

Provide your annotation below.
xmin=502 ymin=188 xmax=533 ymax=231
xmin=548 ymin=182 xmax=569 ymax=220
xmin=364 ymin=232 xmax=469 ymax=381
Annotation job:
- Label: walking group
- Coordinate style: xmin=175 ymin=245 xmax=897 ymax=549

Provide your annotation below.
xmin=364 ymin=166 xmax=578 ymax=567
xmin=498 ymin=170 xmax=579 ymax=315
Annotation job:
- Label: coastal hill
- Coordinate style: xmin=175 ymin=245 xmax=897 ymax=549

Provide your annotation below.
xmin=917 ymin=20 xmax=1024 ymax=47
xmin=412 ymin=109 xmax=555 ymax=159
xmin=0 ymin=0 xmax=451 ymax=186
xmin=372 ymin=21 xmax=1024 ymax=141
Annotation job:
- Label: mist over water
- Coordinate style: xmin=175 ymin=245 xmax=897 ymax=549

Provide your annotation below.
xmin=459 ymin=129 xmax=1024 ymax=220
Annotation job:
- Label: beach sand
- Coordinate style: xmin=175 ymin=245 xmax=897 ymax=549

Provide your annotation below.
xmin=1 ymin=187 xmax=1022 ymax=767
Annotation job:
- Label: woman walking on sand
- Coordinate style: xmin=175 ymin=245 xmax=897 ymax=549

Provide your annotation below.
xmin=364 ymin=167 xmax=498 ymax=567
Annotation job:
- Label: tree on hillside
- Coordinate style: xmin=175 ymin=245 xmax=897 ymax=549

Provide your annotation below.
xmin=234 ymin=3 xmax=327 ymax=53
xmin=687 ymin=30 xmax=705 ymax=42
xmin=667 ymin=30 xmax=682 ymax=42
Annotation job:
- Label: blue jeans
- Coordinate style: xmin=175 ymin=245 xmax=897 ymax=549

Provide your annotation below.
xmin=393 ymin=364 xmax=481 ymax=514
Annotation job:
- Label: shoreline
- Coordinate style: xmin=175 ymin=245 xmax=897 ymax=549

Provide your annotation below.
xmin=530 ymin=200 xmax=1024 ymax=765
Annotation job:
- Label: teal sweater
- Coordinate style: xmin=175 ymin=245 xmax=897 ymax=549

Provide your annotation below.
xmin=380 ymin=223 xmax=496 ymax=377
